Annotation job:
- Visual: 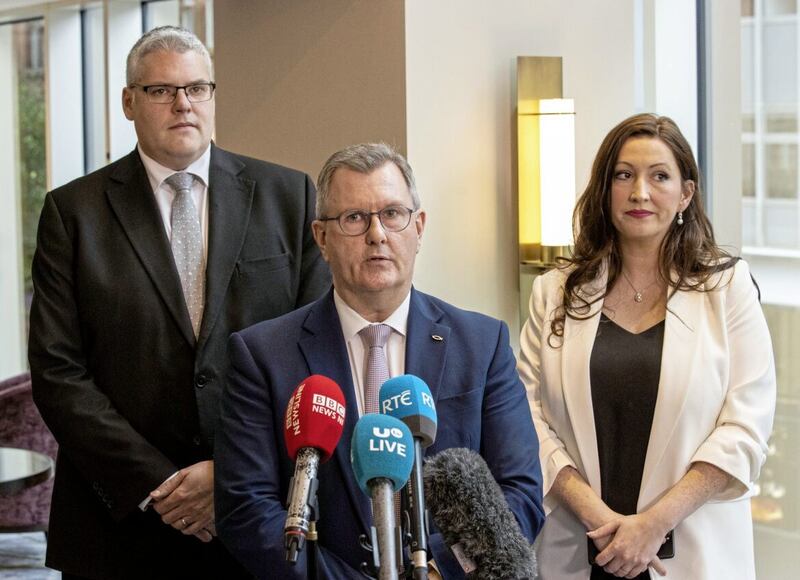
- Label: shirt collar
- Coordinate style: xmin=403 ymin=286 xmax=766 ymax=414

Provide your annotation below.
xmin=333 ymin=289 xmax=411 ymax=342
xmin=138 ymin=143 xmax=211 ymax=191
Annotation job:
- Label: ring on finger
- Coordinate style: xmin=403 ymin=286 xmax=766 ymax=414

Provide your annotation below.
xmin=181 ymin=517 xmax=188 ymax=528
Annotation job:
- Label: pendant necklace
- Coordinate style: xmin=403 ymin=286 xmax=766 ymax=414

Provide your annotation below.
xmin=620 ymin=270 xmax=659 ymax=303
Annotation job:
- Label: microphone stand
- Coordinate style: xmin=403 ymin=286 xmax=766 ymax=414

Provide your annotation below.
xmin=284 ymin=449 xmax=321 ymax=575
xmin=372 ymin=479 xmax=399 ymax=580
xmin=359 ymin=529 xmax=379 ymax=579
xmin=361 ymin=524 xmax=407 ymax=579
xmin=359 ymin=479 xmax=402 ymax=580
xmin=402 ymin=440 xmax=429 ymax=580
xmin=307 ymin=497 xmax=319 ymax=580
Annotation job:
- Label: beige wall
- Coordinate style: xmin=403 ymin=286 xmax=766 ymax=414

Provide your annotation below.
xmin=405 ymin=0 xmax=638 ymax=343
xmin=213 ymin=0 xmax=407 ymax=181
xmin=213 ymin=0 xmax=686 ymax=348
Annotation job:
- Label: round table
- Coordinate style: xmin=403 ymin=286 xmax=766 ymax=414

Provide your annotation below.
xmin=0 ymin=447 xmax=54 ymax=495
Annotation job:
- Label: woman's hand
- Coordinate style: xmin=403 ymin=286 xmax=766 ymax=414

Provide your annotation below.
xmin=589 ymin=527 xmax=615 ymax=562
xmin=588 ymin=513 xmax=669 ymax=577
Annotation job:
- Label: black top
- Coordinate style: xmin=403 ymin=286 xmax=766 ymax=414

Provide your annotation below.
xmin=589 ymin=313 xmax=664 ymax=580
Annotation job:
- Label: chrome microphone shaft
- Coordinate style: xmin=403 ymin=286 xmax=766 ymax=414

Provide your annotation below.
xmin=284 ymin=448 xmax=320 ymax=563
xmin=405 ymin=439 xmax=429 ymax=579
xmin=370 ymin=478 xmax=399 ymax=580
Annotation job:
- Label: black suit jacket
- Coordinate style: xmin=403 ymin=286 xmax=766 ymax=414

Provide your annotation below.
xmin=28 ymin=145 xmax=330 ymax=579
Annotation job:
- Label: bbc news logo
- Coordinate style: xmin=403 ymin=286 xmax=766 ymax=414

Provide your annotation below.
xmin=312 ymin=393 xmax=345 ymax=426
xmin=285 ymin=383 xmax=305 ymax=435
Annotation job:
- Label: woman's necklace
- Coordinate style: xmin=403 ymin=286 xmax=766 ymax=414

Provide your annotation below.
xmin=620 ymin=269 xmax=659 ymax=303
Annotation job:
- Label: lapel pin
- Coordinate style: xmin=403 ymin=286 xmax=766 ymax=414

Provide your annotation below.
xmin=431 ymin=334 xmax=443 ymax=342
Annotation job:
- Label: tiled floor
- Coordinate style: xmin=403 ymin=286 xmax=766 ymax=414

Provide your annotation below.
xmin=0 ymin=533 xmax=59 ymax=579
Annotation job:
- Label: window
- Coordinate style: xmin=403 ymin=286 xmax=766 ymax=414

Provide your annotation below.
xmin=82 ymin=4 xmax=107 ymax=173
xmin=0 ymin=17 xmax=45 ymax=378
xmin=742 ymin=0 xmax=800 ymax=252
xmin=16 ymin=19 xmax=46 ymax=314
xmin=0 ymin=0 xmax=212 ymax=376
xmin=740 ymin=0 xmax=800 ymax=576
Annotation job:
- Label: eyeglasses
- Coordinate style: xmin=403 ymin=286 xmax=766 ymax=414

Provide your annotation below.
xmin=130 ymin=82 xmax=216 ymax=104
xmin=320 ymin=205 xmax=417 ymax=236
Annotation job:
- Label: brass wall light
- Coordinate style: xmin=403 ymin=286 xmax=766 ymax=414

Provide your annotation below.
xmin=517 ymin=56 xmax=576 ymax=322
xmin=517 ymin=56 xmax=576 ymax=270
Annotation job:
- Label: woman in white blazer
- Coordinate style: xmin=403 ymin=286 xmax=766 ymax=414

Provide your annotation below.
xmin=518 ymin=114 xmax=776 ymax=580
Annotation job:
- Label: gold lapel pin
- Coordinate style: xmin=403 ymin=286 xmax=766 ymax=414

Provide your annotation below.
xmin=431 ymin=334 xmax=443 ymax=342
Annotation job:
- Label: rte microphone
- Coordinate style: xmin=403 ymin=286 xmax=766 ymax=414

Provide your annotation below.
xmin=379 ymin=375 xmax=437 ymax=580
xmin=423 ymin=448 xmax=537 ymax=580
xmin=283 ymin=375 xmax=346 ymax=565
xmin=351 ymin=414 xmax=414 ymax=580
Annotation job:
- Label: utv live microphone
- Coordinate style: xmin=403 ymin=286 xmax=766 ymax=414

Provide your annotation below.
xmin=380 ymin=375 xmax=437 ymax=580
xmin=423 ymin=448 xmax=537 ymax=580
xmin=283 ymin=375 xmax=346 ymax=564
xmin=351 ymin=414 xmax=414 ymax=580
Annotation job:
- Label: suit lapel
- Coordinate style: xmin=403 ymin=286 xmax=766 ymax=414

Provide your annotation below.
xmin=298 ymin=291 xmax=371 ymax=534
xmin=562 ymin=308 xmax=603 ymax=491
xmin=197 ymin=145 xmax=255 ymax=345
xmin=405 ymin=289 xmax=450 ymax=405
xmin=561 ymin=271 xmax=606 ymax=491
xmin=105 ymin=150 xmax=195 ymax=346
xmin=639 ymin=286 xmax=701 ymax=501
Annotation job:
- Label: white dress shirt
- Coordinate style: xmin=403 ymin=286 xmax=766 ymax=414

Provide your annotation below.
xmin=138 ymin=144 xmax=211 ymax=262
xmin=333 ymin=289 xmax=410 ymax=416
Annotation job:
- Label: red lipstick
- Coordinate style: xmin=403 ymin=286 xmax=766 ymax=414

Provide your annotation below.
xmin=626 ymin=210 xmax=653 ymax=218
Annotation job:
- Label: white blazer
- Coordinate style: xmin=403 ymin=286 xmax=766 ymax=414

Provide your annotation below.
xmin=518 ymin=259 xmax=776 ymax=580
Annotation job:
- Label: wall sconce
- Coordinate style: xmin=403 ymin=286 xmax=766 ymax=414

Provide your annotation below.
xmin=517 ymin=56 xmax=576 ymax=324
xmin=517 ymin=56 xmax=576 ymax=269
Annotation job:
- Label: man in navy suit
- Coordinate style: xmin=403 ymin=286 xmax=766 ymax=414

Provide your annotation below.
xmin=215 ymin=143 xmax=544 ymax=579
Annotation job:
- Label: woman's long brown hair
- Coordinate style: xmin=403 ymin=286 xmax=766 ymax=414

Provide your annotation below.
xmin=549 ymin=113 xmax=737 ymax=342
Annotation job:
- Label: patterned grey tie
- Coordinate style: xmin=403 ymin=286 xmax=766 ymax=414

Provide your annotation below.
xmin=359 ymin=324 xmax=392 ymax=414
xmin=358 ymin=324 xmax=403 ymax=539
xmin=165 ymin=172 xmax=204 ymax=337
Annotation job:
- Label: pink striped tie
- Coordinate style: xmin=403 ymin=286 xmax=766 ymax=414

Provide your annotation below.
xmin=359 ymin=324 xmax=391 ymax=414
xmin=358 ymin=323 xmax=403 ymax=551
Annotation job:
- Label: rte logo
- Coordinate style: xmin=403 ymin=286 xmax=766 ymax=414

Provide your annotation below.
xmin=381 ymin=389 xmax=435 ymax=414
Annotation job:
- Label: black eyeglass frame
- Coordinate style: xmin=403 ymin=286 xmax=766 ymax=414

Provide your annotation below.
xmin=129 ymin=82 xmax=217 ymax=103
xmin=319 ymin=205 xmax=418 ymax=236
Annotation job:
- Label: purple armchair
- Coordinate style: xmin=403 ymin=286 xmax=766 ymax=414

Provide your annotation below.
xmin=0 ymin=372 xmax=58 ymax=532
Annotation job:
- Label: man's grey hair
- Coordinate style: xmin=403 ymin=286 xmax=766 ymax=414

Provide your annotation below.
xmin=126 ymin=26 xmax=213 ymax=85
xmin=316 ymin=143 xmax=420 ymax=219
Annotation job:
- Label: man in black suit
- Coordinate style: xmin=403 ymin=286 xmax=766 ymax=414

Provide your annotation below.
xmin=27 ymin=26 xmax=330 ymax=579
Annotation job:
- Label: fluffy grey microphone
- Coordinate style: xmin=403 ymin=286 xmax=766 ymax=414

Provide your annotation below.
xmin=423 ymin=448 xmax=536 ymax=580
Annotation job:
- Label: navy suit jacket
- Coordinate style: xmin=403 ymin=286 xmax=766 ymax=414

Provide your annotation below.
xmin=215 ymin=288 xmax=544 ymax=579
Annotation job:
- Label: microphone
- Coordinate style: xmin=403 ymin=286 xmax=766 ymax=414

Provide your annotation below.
xmin=351 ymin=414 xmax=414 ymax=580
xmin=283 ymin=375 xmax=346 ymax=565
xmin=380 ymin=375 xmax=437 ymax=580
xmin=423 ymin=448 xmax=537 ymax=580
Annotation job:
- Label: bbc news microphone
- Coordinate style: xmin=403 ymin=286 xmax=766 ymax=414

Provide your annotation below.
xmin=351 ymin=414 xmax=415 ymax=580
xmin=424 ymin=448 xmax=537 ymax=580
xmin=379 ymin=375 xmax=437 ymax=580
xmin=283 ymin=375 xmax=346 ymax=569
